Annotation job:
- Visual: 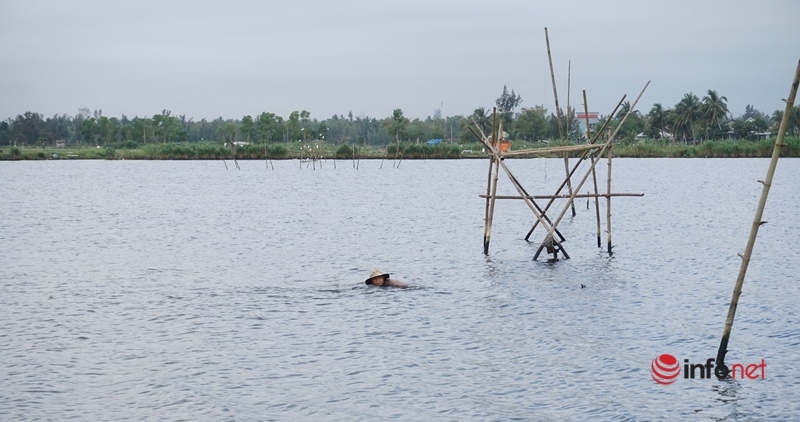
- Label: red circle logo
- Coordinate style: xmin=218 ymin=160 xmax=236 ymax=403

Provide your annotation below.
xmin=651 ymin=354 xmax=680 ymax=384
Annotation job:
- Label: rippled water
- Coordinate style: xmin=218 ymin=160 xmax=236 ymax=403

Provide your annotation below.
xmin=1 ymin=157 xmax=799 ymax=420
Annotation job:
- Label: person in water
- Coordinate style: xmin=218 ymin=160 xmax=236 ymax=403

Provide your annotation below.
xmin=365 ymin=269 xmax=408 ymax=288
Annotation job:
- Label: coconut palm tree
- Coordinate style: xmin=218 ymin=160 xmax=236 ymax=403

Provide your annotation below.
xmin=702 ymin=89 xmax=729 ymax=139
xmin=647 ymin=103 xmax=668 ymax=139
xmin=470 ymin=107 xmax=491 ymax=136
xmin=673 ymin=93 xmax=701 ymax=144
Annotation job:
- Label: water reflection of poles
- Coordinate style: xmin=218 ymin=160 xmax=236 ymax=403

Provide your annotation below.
xmin=715 ymin=59 xmax=800 ymax=379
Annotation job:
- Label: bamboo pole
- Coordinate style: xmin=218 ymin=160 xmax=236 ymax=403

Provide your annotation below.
xmin=715 ymin=59 xmax=800 ymax=378
xmin=483 ymin=108 xmax=500 ymax=254
xmin=480 ymin=193 xmax=643 ymax=200
xmin=396 ymin=144 xmax=405 ymax=168
xmin=501 ymin=143 xmax=603 ymax=156
xmin=584 ymin=90 xmax=602 ymax=248
xmin=392 ymin=141 xmax=400 ymax=168
xmin=524 ymin=94 xmax=626 ymax=241
xmin=566 ymin=60 xmax=576 ymax=217
xmin=567 ymin=60 xmax=571 ymax=143
xmin=606 ymin=143 xmax=613 ymax=254
xmin=544 ymin=27 xmax=577 ymax=217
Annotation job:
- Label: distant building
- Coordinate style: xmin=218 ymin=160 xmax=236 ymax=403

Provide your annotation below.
xmin=575 ymin=112 xmax=599 ymax=139
xmin=55 ymin=139 xmax=66 ymax=148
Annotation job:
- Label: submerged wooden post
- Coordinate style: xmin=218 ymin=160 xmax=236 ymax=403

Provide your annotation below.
xmin=545 ymin=27 xmax=577 ymax=218
xmin=583 ymin=90 xmax=602 ymax=248
xmin=715 ymin=59 xmax=800 ymax=378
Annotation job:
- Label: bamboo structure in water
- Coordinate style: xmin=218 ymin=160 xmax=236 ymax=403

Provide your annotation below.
xmin=475 ymin=77 xmax=648 ymax=261
xmin=715 ymin=59 xmax=800 ymax=378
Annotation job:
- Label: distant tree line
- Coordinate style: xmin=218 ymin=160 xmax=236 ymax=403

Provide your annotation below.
xmin=2 ymin=88 xmax=799 ymax=148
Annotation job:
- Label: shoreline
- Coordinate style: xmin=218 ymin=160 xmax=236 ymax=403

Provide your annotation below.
xmin=2 ymin=137 xmax=799 ymax=160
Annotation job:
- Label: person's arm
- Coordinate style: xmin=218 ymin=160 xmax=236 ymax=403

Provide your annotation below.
xmin=386 ymin=278 xmax=408 ymax=288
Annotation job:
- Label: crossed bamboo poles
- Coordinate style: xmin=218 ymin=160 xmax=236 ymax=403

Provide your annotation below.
xmin=474 ymin=80 xmax=648 ymax=260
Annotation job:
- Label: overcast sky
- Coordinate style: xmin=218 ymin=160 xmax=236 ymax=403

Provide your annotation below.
xmin=2 ymin=0 xmax=798 ymax=122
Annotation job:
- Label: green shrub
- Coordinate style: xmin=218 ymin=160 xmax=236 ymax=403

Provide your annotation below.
xmin=269 ymin=145 xmax=287 ymax=158
xmin=336 ymin=144 xmax=356 ymax=158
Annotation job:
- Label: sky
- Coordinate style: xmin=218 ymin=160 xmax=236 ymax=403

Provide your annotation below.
xmin=1 ymin=0 xmax=799 ymax=122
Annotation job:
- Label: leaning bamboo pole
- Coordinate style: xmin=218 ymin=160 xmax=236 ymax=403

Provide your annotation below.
xmin=524 ymin=95 xmax=626 ymax=241
xmin=715 ymin=59 xmax=800 ymax=378
xmin=584 ymin=90 xmax=602 ymax=248
xmin=544 ymin=27 xmax=576 ymax=217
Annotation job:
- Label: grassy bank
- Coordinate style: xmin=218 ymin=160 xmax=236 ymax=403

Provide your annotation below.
xmin=613 ymin=136 xmax=800 ymax=158
xmin=2 ymin=138 xmax=799 ymax=160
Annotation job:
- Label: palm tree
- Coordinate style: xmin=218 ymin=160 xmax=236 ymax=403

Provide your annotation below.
xmin=673 ymin=93 xmax=701 ymax=144
xmin=470 ymin=107 xmax=491 ymax=136
xmin=702 ymin=89 xmax=729 ymax=139
xmin=618 ymin=101 xmax=630 ymax=116
xmin=647 ymin=103 xmax=668 ymax=139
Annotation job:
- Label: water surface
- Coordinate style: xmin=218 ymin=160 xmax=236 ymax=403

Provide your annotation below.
xmin=1 ymin=158 xmax=799 ymax=420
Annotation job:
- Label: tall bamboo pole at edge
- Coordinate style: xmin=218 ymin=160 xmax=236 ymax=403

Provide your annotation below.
xmin=715 ymin=59 xmax=800 ymax=378
xmin=544 ymin=27 xmax=577 ymax=217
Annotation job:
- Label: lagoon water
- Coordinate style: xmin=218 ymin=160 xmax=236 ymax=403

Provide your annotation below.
xmin=1 ymin=157 xmax=799 ymax=420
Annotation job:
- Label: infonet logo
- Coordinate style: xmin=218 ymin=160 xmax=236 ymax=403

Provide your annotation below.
xmin=651 ymin=354 xmax=766 ymax=384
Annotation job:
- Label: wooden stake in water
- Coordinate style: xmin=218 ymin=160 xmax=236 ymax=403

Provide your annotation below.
xmin=483 ymin=109 xmax=500 ymax=255
xmin=583 ymin=90 xmax=602 ymax=248
xmin=606 ymin=142 xmax=613 ymax=255
xmin=715 ymin=59 xmax=800 ymax=379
